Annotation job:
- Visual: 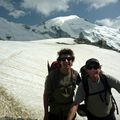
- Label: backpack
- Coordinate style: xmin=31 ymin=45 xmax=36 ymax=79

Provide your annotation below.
xmin=47 ymin=60 xmax=61 ymax=74
xmin=78 ymin=65 xmax=119 ymax=116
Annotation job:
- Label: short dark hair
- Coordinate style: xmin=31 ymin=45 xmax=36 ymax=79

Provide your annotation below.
xmin=57 ymin=48 xmax=75 ymax=61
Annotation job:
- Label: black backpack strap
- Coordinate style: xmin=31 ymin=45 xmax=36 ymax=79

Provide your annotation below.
xmin=80 ymin=66 xmax=87 ymax=79
xmin=82 ymin=75 xmax=89 ymax=105
xmin=48 ymin=69 xmax=60 ymax=104
xmin=100 ymin=74 xmax=111 ymax=93
xmin=100 ymin=74 xmax=110 ymax=105
xmin=100 ymin=74 xmax=119 ymax=115
xmin=47 ymin=61 xmax=51 ymax=74
xmin=49 ymin=69 xmax=60 ymax=92
xmin=80 ymin=66 xmax=89 ymax=104
xmin=53 ymin=69 xmax=60 ymax=89
xmin=111 ymin=95 xmax=119 ymax=114
xmin=70 ymin=69 xmax=76 ymax=89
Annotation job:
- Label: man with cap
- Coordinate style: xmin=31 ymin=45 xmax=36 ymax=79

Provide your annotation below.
xmin=67 ymin=58 xmax=120 ymax=120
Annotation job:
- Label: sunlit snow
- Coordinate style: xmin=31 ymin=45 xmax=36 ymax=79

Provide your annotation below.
xmin=0 ymin=38 xmax=120 ymax=120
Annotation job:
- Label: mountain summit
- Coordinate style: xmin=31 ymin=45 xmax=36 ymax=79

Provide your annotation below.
xmin=0 ymin=15 xmax=120 ymax=52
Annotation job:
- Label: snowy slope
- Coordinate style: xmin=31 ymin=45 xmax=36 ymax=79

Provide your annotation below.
xmin=0 ymin=17 xmax=45 ymax=41
xmin=0 ymin=38 xmax=120 ymax=120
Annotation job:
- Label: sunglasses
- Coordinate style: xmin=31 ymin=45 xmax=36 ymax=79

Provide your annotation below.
xmin=86 ymin=64 xmax=100 ymax=70
xmin=60 ymin=56 xmax=74 ymax=61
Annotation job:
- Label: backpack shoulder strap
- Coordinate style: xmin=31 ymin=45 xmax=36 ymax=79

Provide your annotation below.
xmin=100 ymin=74 xmax=111 ymax=93
xmin=50 ymin=69 xmax=60 ymax=91
xmin=100 ymin=74 xmax=119 ymax=114
xmin=71 ymin=69 xmax=81 ymax=86
xmin=81 ymin=75 xmax=89 ymax=104
xmin=47 ymin=61 xmax=51 ymax=74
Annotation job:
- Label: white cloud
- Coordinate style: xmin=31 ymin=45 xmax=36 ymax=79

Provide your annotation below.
xmin=0 ymin=0 xmax=14 ymax=11
xmin=9 ymin=10 xmax=25 ymax=18
xmin=0 ymin=0 xmax=25 ymax=18
xmin=96 ymin=16 xmax=120 ymax=29
xmin=21 ymin=0 xmax=70 ymax=16
xmin=79 ymin=0 xmax=118 ymax=9
xmin=96 ymin=19 xmax=113 ymax=27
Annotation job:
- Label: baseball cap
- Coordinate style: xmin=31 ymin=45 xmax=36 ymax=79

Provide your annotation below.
xmin=85 ymin=58 xmax=100 ymax=67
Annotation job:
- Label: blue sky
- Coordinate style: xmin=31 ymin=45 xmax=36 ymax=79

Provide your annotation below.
xmin=0 ymin=0 xmax=120 ymax=27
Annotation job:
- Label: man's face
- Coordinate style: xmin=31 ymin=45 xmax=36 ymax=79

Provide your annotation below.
xmin=86 ymin=63 xmax=101 ymax=81
xmin=59 ymin=54 xmax=74 ymax=69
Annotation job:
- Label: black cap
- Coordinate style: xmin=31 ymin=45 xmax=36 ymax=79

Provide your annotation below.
xmin=85 ymin=58 xmax=100 ymax=67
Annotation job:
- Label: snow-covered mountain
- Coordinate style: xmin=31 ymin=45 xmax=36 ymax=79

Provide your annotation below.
xmin=0 ymin=15 xmax=120 ymax=52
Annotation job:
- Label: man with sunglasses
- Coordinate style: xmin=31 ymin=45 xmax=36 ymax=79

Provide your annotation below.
xmin=43 ymin=48 xmax=81 ymax=120
xmin=67 ymin=58 xmax=120 ymax=120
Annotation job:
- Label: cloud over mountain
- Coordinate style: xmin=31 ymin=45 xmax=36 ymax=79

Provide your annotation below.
xmin=21 ymin=0 xmax=70 ymax=16
xmin=96 ymin=16 xmax=120 ymax=29
xmin=0 ymin=0 xmax=25 ymax=18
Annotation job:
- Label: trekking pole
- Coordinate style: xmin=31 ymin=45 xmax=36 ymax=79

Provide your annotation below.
xmin=47 ymin=60 xmax=50 ymax=74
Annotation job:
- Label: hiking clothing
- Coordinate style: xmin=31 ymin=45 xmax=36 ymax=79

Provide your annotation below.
xmin=45 ymin=69 xmax=81 ymax=119
xmin=75 ymin=74 xmax=120 ymax=118
xmin=48 ymin=112 xmax=76 ymax=120
xmin=87 ymin=112 xmax=116 ymax=120
xmin=78 ymin=104 xmax=116 ymax=120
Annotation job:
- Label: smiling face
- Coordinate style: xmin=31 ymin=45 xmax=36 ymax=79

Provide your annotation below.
xmin=57 ymin=48 xmax=75 ymax=74
xmin=59 ymin=54 xmax=74 ymax=71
